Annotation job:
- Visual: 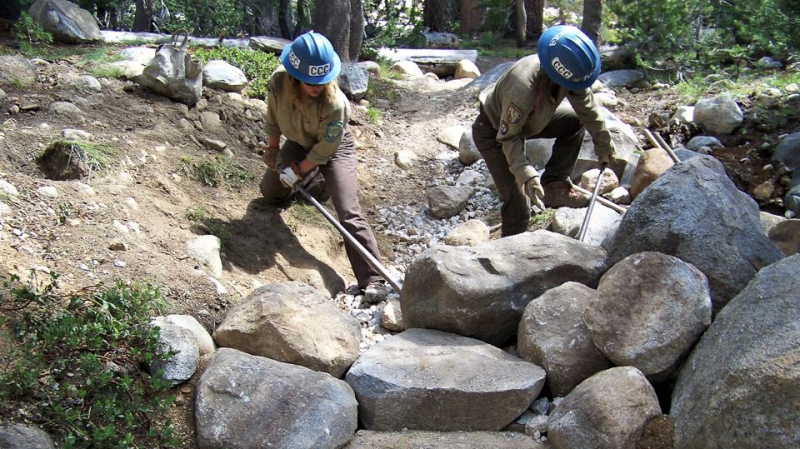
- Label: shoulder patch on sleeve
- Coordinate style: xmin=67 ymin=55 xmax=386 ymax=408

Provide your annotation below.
xmin=324 ymin=120 xmax=344 ymax=143
xmin=506 ymin=103 xmax=523 ymax=124
xmin=500 ymin=121 xmax=508 ymax=135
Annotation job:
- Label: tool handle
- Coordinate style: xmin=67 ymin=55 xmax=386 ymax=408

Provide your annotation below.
xmin=578 ymin=164 xmax=607 ymax=242
xmin=294 ymin=183 xmax=403 ymax=293
xmin=571 ymin=184 xmax=626 ymax=213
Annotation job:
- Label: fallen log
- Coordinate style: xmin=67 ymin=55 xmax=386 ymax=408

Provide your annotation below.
xmin=100 ymin=30 xmax=252 ymax=48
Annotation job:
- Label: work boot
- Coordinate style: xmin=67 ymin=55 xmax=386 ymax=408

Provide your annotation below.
xmin=363 ymin=280 xmax=388 ymax=304
xmin=543 ymin=180 xmax=590 ymax=208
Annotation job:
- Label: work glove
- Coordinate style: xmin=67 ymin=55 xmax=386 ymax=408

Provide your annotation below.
xmin=263 ymin=146 xmax=279 ymax=170
xmin=279 ymin=162 xmax=303 ymax=188
xmin=597 ymin=153 xmax=617 ymax=167
xmin=596 ymin=142 xmax=618 ymax=167
xmin=524 ymin=176 xmax=546 ymax=211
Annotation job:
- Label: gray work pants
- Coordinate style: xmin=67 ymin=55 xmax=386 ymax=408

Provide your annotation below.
xmin=472 ymin=102 xmax=585 ymax=237
xmin=259 ymin=131 xmax=383 ymax=288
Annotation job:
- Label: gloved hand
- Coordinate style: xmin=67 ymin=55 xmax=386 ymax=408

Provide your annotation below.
xmin=263 ymin=146 xmax=279 ymax=170
xmin=596 ymin=142 xmax=617 ymax=167
xmin=525 ymin=176 xmax=546 ymax=211
xmin=597 ymin=153 xmax=617 ymax=167
xmin=279 ymin=162 xmax=303 ymax=188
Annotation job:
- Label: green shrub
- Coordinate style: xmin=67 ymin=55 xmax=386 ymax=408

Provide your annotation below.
xmin=194 ymin=46 xmax=280 ymax=99
xmin=363 ymin=0 xmax=425 ymax=49
xmin=676 ymin=76 xmax=708 ymax=103
xmin=608 ymin=0 xmax=800 ymax=78
xmin=158 ymin=0 xmax=245 ymax=37
xmin=13 ymin=12 xmax=53 ymax=45
xmin=0 ymin=273 xmax=177 ymax=448
xmin=608 ymin=0 xmax=703 ymax=79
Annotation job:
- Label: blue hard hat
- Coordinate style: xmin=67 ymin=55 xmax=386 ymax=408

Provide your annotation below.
xmin=281 ymin=32 xmax=341 ymax=85
xmin=538 ymin=25 xmax=601 ymax=90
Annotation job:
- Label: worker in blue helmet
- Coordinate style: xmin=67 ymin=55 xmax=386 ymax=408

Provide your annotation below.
xmin=259 ymin=31 xmax=387 ymax=303
xmin=472 ymin=25 xmax=617 ymax=237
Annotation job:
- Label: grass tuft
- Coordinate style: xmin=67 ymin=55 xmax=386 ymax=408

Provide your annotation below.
xmin=181 ymin=155 xmax=253 ymax=189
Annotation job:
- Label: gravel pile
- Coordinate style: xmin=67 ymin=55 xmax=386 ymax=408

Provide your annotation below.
xmin=336 ymin=156 xmax=502 ymax=350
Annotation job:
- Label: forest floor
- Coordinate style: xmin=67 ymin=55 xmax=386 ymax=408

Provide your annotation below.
xmin=0 ymin=35 xmax=797 ymax=446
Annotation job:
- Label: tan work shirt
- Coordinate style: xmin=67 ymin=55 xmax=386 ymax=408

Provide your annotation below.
xmin=264 ymin=70 xmax=350 ymax=165
xmin=480 ymin=54 xmax=614 ymax=187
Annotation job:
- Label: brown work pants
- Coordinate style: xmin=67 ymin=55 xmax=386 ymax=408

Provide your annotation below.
xmin=472 ymin=102 xmax=585 ymax=237
xmin=259 ymin=131 xmax=383 ymax=288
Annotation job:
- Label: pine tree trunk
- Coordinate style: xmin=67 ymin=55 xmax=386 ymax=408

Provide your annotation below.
xmin=525 ymin=0 xmax=544 ymax=38
xmin=459 ymin=0 xmax=482 ymax=34
xmin=582 ymin=0 xmax=603 ymax=44
xmin=279 ymin=0 xmax=292 ymax=39
xmin=424 ymin=0 xmax=454 ymax=32
xmin=294 ymin=0 xmax=307 ymax=36
xmin=349 ymin=0 xmax=364 ymax=62
xmin=313 ymin=0 xmax=351 ymax=62
xmin=516 ymin=0 xmax=527 ymax=47
xmin=133 ymin=0 xmax=154 ymax=32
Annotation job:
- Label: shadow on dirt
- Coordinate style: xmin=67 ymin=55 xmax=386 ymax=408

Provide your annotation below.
xmin=202 ymin=198 xmax=346 ymax=296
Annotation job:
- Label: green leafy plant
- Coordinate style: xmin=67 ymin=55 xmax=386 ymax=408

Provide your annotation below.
xmin=205 ymin=221 xmax=232 ymax=243
xmin=608 ymin=0 xmax=704 ymax=80
xmin=186 ymin=205 xmax=210 ymax=221
xmin=56 ymin=201 xmax=74 ymax=225
xmin=363 ymin=0 xmax=425 ymax=49
xmin=182 ymin=155 xmax=253 ymax=188
xmin=365 ymin=76 xmax=398 ymax=109
xmin=10 ymin=77 xmax=29 ymax=88
xmin=0 ymin=273 xmax=177 ymax=448
xmin=155 ymin=0 xmax=245 ymax=37
xmin=185 ymin=207 xmax=231 ymax=243
xmin=194 ymin=46 xmax=280 ymax=99
xmin=608 ymin=0 xmax=800 ymax=79
xmin=375 ymin=56 xmax=406 ymax=81
xmin=765 ymin=71 xmax=800 ymax=92
xmin=365 ymin=106 xmax=383 ymax=125
xmin=676 ymin=76 xmax=709 ymax=103
xmin=529 ymin=208 xmax=555 ymax=229
xmin=13 ymin=12 xmax=53 ymax=45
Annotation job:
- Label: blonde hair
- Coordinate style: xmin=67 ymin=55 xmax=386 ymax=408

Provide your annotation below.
xmin=288 ymin=77 xmax=339 ymax=104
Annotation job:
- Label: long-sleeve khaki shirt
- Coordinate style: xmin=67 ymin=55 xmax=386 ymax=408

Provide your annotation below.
xmin=480 ymin=54 xmax=614 ymax=187
xmin=264 ymin=70 xmax=350 ymax=165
